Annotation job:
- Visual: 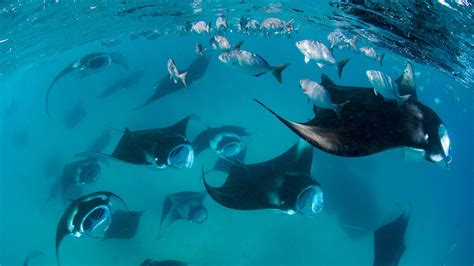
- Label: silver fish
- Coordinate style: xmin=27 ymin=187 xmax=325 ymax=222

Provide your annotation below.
xmin=216 ymin=16 xmax=228 ymax=31
xmin=260 ymin=18 xmax=294 ymax=35
xmin=195 ymin=43 xmax=206 ymax=56
xmin=192 ymin=21 xmax=211 ymax=34
xmin=295 ymin=40 xmax=350 ymax=77
xmin=218 ymin=49 xmax=289 ymax=83
xmin=327 ymin=29 xmax=358 ymax=50
xmin=167 ymin=59 xmax=187 ymax=86
xmin=360 ymin=46 xmax=385 ymax=66
xmin=366 ymin=70 xmax=410 ymax=104
xmin=237 ymin=17 xmax=259 ymax=34
xmin=300 ymin=79 xmax=346 ymax=118
xmin=209 ymin=36 xmax=243 ymax=50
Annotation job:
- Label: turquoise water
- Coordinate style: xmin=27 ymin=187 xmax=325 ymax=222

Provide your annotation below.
xmin=0 ymin=1 xmax=473 ymax=265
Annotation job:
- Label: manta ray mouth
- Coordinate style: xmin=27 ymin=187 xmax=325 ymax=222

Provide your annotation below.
xmin=80 ymin=205 xmax=111 ymax=237
xmin=86 ymin=54 xmax=111 ymax=69
xmin=211 ymin=133 xmax=242 ymax=158
xmin=296 ymin=186 xmax=324 ymax=217
xmin=167 ymin=144 xmax=194 ymax=169
xmin=80 ymin=162 xmax=101 ymax=184
xmin=428 ymin=124 xmax=452 ymax=165
xmin=218 ymin=141 xmax=241 ymax=158
xmin=439 ymin=124 xmax=451 ymax=159
xmin=189 ymin=206 xmax=208 ymax=224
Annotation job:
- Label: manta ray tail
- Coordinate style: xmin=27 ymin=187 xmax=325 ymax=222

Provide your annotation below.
xmin=45 ymin=65 xmax=76 ymax=117
xmin=272 ymin=63 xmax=290 ymax=83
xmin=253 ymin=99 xmax=294 ymax=130
xmin=24 ymin=250 xmax=44 ymax=266
xmin=55 ymin=222 xmax=69 ymax=266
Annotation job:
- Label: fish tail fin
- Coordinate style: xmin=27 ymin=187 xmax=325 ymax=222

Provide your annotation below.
xmin=285 ymin=19 xmax=294 ymax=31
xmin=349 ymin=35 xmax=358 ymax=50
xmin=222 ymin=17 xmax=228 ymax=28
xmin=233 ymin=40 xmax=244 ymax=50
xmin=272 ymin=63 xmax=290 ymax=83
xmin=179 ymin=72 xmax=188 ymax=87
xmin=337 ymin=58 xmax=350 ymax=78
xmin=378 ymin=53 xmax=385 ymax=66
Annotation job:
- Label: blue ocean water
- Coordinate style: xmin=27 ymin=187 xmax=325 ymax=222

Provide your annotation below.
xmin=0 ymin=1 xmax=473 ymax=265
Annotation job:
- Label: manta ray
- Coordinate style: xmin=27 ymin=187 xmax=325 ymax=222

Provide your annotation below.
xmin=75 ymin=115 xmax=196 ymax=169
xmin=203 ymin=140 xmax=323 ymax=216
xmin=157 ymin=191 xmax=208 ymax=239
xmin=135 ymin=53 xmax=212 ymax=110
xmin=255 ymin=62 xmax=451 ymax=165
xmin=45 ymin=52 xmax=128 ymax=117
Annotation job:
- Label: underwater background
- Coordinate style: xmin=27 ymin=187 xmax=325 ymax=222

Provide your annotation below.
xmin=0 ymin=1 xmax=473 ymax=265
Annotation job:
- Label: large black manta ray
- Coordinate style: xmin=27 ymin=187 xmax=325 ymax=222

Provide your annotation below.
xmin=203 ymin=140 xmax=323 ymax=216
xmin=55 ymin=191 xmax=133 ymax=266
xmin=255 ymin=62 xmax=451 ymax=165
xmin=75 ymin=115 xmax=196 ymax=169
xmin=373 ymin=205 xmax=410 ymax=266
